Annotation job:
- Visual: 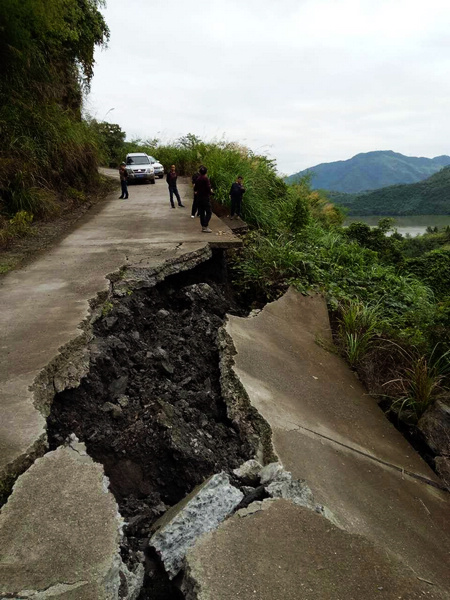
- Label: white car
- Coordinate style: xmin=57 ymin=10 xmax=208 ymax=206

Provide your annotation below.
xmin=148 ymin=155 xmax=164 ymax=178
xmin=125 ymin=153 xmax=155 ymax=184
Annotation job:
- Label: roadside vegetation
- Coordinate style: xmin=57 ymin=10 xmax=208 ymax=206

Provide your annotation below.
xmin=0 ymin=0 xmax=110 ymax=251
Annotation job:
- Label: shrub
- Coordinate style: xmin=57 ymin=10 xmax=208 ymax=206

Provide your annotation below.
xmin=384 ymin=346 xmax=450 ymax=423
xmin=404 ymin=249 xmax=450 ymax=299
xmin=336 ymin=300 xmax=381 ymax=367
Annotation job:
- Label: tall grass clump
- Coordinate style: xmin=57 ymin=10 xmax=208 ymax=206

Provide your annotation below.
xmin=384 ymin=345 xmax=450 ymax=423
xmin=336 ymin=301 xmax=381 ymax=367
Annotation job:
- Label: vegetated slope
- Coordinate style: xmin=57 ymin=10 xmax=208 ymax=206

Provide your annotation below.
xmin=328 ymin=166 xmax=450 ymax=216
xmin=286 ymin=150 xmax=450 ymax=193
xmin=0 ymin=0 xmax=109 ymax=247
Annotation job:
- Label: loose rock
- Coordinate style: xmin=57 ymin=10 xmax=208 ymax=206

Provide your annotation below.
xmin=233 ymin=458 xmax=263 ymax=485
xmin=149 ymin=472 xmax=243 ymax=578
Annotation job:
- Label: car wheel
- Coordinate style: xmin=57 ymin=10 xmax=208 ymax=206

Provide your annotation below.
xmin=158 ymin=174 xmax=164 ymax=179
xmin=150 ymin=178 xmax=156 ymax=184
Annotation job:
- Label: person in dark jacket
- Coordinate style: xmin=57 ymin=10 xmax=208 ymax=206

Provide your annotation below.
xmin=193 ymin=166 xmax=213 ymax=233
xmin=166 ymin=165 xmax=185 ymax=208
xmin=229 ymin=176 xmax=245 ymax=219
xmin=190 ymin=169 xmax=200 ymax=218
xmin=118 ymin=162 xmax=129 ymax=199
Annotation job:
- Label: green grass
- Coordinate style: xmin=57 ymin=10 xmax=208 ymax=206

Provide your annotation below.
xmin=384 ymin=345 xmax=450 ymax=422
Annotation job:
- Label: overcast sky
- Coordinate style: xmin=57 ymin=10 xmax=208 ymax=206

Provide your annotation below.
xmin=87 ymin=0 xmax=450 ymax=175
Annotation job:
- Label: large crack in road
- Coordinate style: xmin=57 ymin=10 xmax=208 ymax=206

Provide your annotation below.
xmin=47 ymin=252 xmax=264 ymax=599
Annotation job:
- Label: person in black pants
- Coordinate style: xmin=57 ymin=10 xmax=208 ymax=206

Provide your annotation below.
xmin=191 ymin=169 xmax=200 ymax=218
xmin=166 ymin=165 xmax=185 ymax=208
xmin=119 ymin=162 xmax=129 ymax=199
xmin=229 ymin=175 xmax=245 ymax=219
xmin=194 ymin=166 xmax=213 ymax=233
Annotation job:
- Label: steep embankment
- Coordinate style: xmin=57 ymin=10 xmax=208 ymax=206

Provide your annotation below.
xmin=286 ymin=150 xmax=450 ymax=193
xmin=328 ymin=165 xmax=450 ymax=215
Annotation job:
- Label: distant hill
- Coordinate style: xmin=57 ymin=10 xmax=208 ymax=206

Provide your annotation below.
xmin=328 ymin=166 xmax=450 ymax=216
xmin=286 ymin=151 xmax=450 ymax=193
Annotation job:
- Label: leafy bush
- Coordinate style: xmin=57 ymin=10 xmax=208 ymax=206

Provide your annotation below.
xmin=404 ymin=249 xmax=450 ymax=300
xmin=0 ymin=210 xmax=34 ymax=248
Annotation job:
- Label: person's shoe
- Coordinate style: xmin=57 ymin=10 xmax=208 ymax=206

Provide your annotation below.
xmin=119 ymin=196 xmax=124 ymax=199
xmin=229 ymin=215 xmax=234 ymax=220
xmin=125 ymin=196 xmax=129 ymax=199
xmin=202 ymin=227 xmax=212 ymax=233
xmin=171 ymin=205 xmax=176 ymax=209
xmin=190 ymin=215 xmax=195 ymax=218
xmin=178 ymin=203 xmax=185 ymax=208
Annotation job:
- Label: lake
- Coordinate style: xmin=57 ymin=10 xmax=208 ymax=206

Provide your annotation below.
xmin=344 ymin=215 xmax=450 ymax=236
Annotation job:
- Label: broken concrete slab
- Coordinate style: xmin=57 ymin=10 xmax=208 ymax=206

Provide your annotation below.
xmin=259 ymin=461 xmax=290 ymax=485
xmin=225 ymin=288 xmax=450 ymax=590
xmin=149 ymin=472 xmax=243 ymax=579
xmin=232 ymin=458 xmax=262 ymax=484
xmin=0 ymin=441 xmax=143 ymax=599
xmin=183 ymin=499 xmax=450 ymax=600
xmin=226 ymin=289 xmax=441 ymax=477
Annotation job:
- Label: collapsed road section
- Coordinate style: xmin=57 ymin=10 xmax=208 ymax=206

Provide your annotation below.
xmin=41 ymin=252 xmax=272 ymax=599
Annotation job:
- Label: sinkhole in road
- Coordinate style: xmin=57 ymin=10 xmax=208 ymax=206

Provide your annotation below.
xmin=47 ymin=252 xmax=260 ymax=599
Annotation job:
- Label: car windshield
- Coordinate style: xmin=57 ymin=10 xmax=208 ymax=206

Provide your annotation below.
xmin=127 ymin=156 xmax=150 ymax=165
xmin=148 ymin=156 xmax=156 ymax=163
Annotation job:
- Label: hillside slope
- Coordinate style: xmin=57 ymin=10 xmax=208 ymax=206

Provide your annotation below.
xmin=328 ymin=166 xmax=450 ymax=215
xmin=286 ymin=151 xmax=450 ymax=193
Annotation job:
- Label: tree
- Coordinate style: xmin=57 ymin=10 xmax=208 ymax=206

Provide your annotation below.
xmin=92 ymin=122 xmax=126 ymax=166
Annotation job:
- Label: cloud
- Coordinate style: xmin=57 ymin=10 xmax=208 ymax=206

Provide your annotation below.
xmin=88 ymin=0 xmax=450 ymax=173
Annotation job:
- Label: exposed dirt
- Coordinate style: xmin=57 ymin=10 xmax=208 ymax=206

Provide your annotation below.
xmin=47 ymin=256 xmax=255 ymax=599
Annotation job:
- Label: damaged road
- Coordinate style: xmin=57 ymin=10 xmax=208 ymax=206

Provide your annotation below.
xmin=46 ymin=256 xmax=269 ymax=599
xmin=0 ymin=178 xmax=245 ymax=599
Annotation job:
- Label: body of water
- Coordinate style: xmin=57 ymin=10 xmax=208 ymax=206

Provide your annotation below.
xmin=344 ymin=215 xmax=450 ymax=237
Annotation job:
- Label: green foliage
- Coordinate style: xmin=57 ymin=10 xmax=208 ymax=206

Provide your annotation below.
xmin=102 ymin=300 xmax=114 ymax=316
xmin=337 ymin=300 xmax=381 ymax=367
xmin=404 ymin=249 xmax=450 ymax=299
xmin=345 ymin=220 xmax=404 ymax=264
xmin=0 ymin=210 xmax=33 ymax=248
xmin=399 ymin=227 xmax=450 ymax=259
xmin=385 ymin=346 xmax=450 ymax=423
xmin=89 ymin=120 xmax=126 ymax=167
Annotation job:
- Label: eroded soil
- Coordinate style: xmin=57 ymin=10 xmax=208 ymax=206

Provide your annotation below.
xmin=47 ymin=256 xmax=254 ymax=599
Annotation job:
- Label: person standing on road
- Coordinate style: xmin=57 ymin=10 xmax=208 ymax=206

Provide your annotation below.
xmin=229 ymin=175 xmax=245 ymax=219
xmin=119 ymin=162 xmax=129 ymax=199
xmin=190 ymin=169 xmax=200 ymax=218
xmin=166 ymin=165 xmax=185 ymax=208
xmin=194 ymin=165 xmax=213 ymax=233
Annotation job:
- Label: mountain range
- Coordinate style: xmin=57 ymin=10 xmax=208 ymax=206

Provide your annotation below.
xmin=286 ymin=151 xmax=450 ymax=193
xmin=328 ymin=166 xmax=450 ymax=216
